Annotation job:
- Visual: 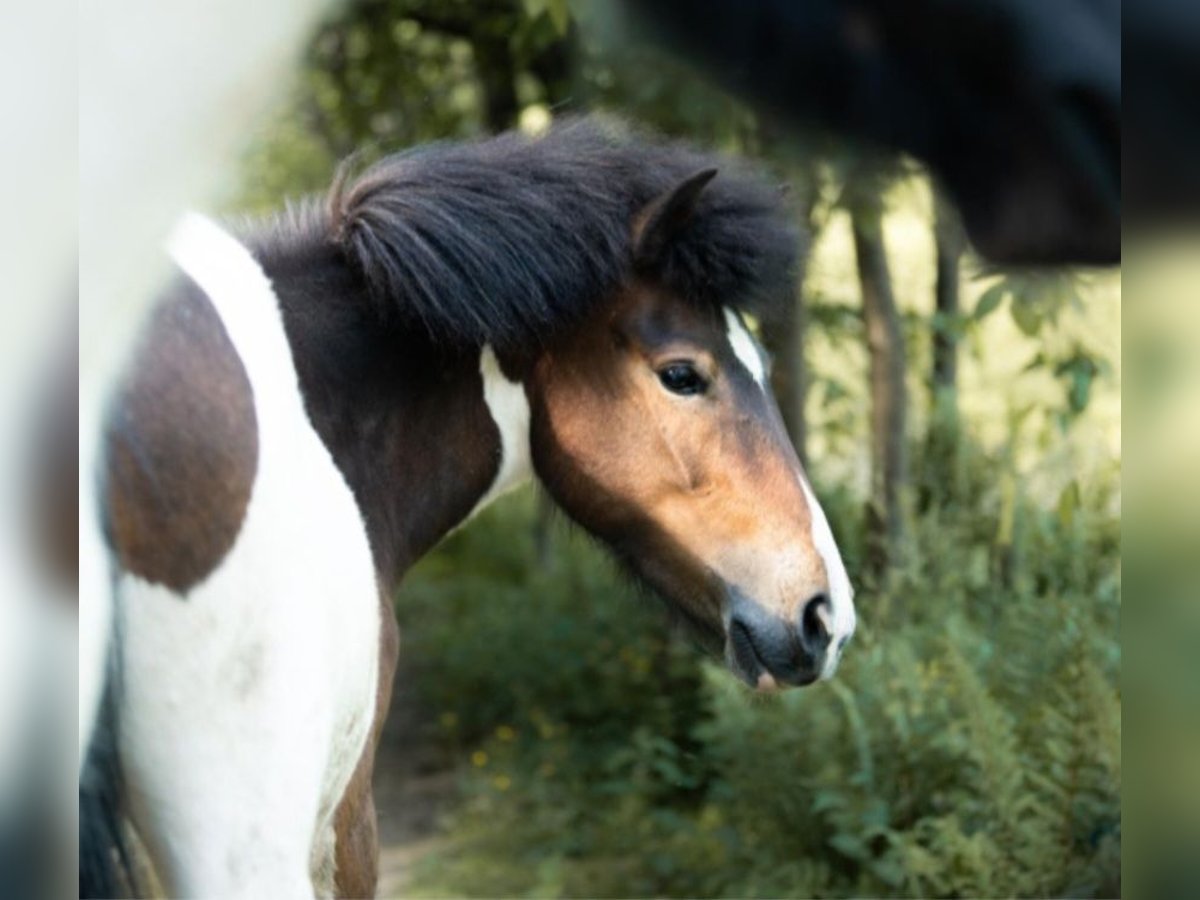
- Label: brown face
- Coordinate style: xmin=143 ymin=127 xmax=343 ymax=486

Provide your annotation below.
xmin=528 ymin=282 xmax=857 ymax=690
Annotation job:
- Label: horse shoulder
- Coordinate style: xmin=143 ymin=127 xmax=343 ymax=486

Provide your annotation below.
xmin=103 ymin=276 xmax=257 ymax=593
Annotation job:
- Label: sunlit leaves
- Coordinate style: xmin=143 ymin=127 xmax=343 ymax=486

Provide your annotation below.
xmin=973 ymin=269 xmax=1086 ymax=333
xmin=1056 ymin=349 xmax=1107 ymax=415
xmin=1023 ymin=344 xmax=1111 ymax=426
xmin=1058 ymin=480 xmax=1082 ymax=529
xmin=973 ymin=281 xmax=1007 ymax=319
xmin=968 ymin=268 xmax=1113 ymax=426
xmin=521 ymin=0 xmax=571 ymax=37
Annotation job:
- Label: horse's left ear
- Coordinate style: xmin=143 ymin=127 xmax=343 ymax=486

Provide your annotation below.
xmin=633 ymin=168 xmax=718 ymax=265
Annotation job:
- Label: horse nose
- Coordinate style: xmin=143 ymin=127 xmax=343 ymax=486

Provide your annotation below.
xmin=799 ymin=592 xmax=833 ymax=658
xmin=728 ymin=592 xmax=834 ymax=688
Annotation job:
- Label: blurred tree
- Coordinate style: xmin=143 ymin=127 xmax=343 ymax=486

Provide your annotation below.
xmin=848 ymin=176 xmax=908 ymax=578
xmin=931 ymin=184 xmax=966 ymax=416
xmin=294 ymin=0 xmax=580 ymax=158
xmin=920 ymin=183 xmax=967 ymax=510
xmin=759 ymin=204 xmax=814 ymax=465
xmin=757 ymin=154 xmax=820 ymax=465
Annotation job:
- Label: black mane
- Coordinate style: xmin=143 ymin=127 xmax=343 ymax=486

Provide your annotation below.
xmin=253 ymin=117 xmax=797 ymax=354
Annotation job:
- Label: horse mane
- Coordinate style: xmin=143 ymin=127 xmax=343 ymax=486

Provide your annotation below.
xmin=258 ymin=117 xmax=797 ymax=354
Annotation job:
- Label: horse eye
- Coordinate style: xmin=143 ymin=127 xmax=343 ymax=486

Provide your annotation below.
xmin=657 ymin=363 xmax=707 ymax=396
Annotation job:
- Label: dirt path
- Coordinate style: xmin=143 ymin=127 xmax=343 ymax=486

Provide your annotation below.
xmin=373 ymin=654 xmax=457 ymax=899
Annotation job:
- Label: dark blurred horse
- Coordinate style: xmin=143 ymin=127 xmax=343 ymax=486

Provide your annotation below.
xmin=633 ymin=0 xmax=1128 ymax=265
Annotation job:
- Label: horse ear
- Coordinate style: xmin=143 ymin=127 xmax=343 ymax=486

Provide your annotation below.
xmin=633 ymin=168 xmax=718 ymax=265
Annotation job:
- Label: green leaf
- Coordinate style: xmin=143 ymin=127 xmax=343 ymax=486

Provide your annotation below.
xmin=811 ymin=789 xmax=846 ymax=814
xmin=546 ymin=0 xmax=571 ymax=36
xmin=1010 ymin=297 xmax=1042 ymax=335
xmin=822 ymin=377 xmax=850 ymax=405
xmin=974 ymin=283 xmax=1007 ymax=320
xmin=522 ymin=0 xmax=570 ymax=36
xmin=1057 ymin=481 xmax=1081 ymax=529
xmin=1070 ymin=367 xmax=1094 ymax=413
xmin=871 ymin=857 xmax=907 ymax=887
xmin=996 ymin=473 xmax=1016 ymax=547
xmin=828 ymin=832 xmax=868 ymax=861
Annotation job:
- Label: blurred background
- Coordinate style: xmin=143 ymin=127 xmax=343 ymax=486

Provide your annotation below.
xmin=12 ymin=0 xmax=1178 ymax=896
xmin=219 ymin=2 xmax=1121 ymax=896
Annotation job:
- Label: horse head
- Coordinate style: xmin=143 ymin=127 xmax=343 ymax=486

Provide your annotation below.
xmin=527 ymin=170 xmax=856 ymax=690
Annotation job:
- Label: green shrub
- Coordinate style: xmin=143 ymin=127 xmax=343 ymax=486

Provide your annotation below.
xmin=398 ymin=437 xmax=1119 ymax=899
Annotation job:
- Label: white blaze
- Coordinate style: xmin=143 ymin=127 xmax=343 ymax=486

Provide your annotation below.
xmin=723 ymin=306 xmax=856 ymax=678
xmin=723 ymin=307 xmax=766 ymax=386
xmin=800 ymin=476 xmax=857 ymax=678
xmin=470 ymin=345 xmax=533 ymax=517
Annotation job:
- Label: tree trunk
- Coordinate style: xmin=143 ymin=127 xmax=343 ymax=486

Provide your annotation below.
xmin=761 ymin=216 xmax=814 ymax=466
xmin=931 ymin=185 xmax=965 ymax=409
xmin=475 ymin=38 xmax=518 ymax=133
xmin=922 ymin=185 xmax=967 ymax=509
xmin=530 ymin=21 xmax=579 ymax=106
xmin=852 ymin=199 xmax=908 ymax=577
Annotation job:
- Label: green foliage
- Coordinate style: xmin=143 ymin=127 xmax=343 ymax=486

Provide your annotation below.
xmin=234 ymin=0 xmax=581 ymax=214
xmin=234 ymin=0 xmax=806 ymax=215
xmin=399 ymin=436 xmax=1119 ymax=898
xmin=401 ymin=498 xmax=708 ymax=788
xmin=969 ymin=271 xmax=1114 ymax=428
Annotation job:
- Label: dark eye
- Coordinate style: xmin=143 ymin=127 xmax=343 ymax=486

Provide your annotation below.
xmin=657 ymin=363 xmax=707 ymax=396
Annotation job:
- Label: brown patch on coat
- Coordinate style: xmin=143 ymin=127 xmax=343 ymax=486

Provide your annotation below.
xmin=529 ymin=282 xmax=827 ymax=637
xmin=332 ymin=592 xmax=401 ymax=899
xmin=104 ymin=277 xmax=258 ymax=593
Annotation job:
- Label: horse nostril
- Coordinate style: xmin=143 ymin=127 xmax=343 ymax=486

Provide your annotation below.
xmin=728 ymin=616 xmax=766 ymax=680
xmin=800 ymin=593 xmax=832 ymax=654
xmin=727 ymin=594 xmax=831 ymax=687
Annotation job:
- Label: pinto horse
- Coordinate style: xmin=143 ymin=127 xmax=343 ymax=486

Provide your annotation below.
xmin=83 ymin=119 xmax=856 ymax=898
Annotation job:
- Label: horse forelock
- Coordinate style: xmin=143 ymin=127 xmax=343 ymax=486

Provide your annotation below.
xmin=252 ymin=117 xmax=797 ymax=356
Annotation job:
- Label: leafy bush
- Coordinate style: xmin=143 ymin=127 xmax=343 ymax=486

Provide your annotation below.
xmin=396 ymin=432 xmax=1120 ymax=899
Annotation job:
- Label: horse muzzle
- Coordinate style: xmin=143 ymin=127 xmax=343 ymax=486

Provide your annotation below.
xmin=724 ymin=588 xmax=852 ymax=690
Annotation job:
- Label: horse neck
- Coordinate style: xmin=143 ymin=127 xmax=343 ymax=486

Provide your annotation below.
xmin=264 ymin=244 xmax=533 ymax=591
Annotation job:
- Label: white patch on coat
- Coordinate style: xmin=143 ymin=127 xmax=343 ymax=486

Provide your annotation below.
xmin=723 ymin=307 xmax=766 ymax=386
xmin=799 ymin=476 xmax=857 ymax=679
xmin=117 ymin=214 xmax=379 ymax=898
xmin=469 ymin=345 xmax=532 ymax=518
